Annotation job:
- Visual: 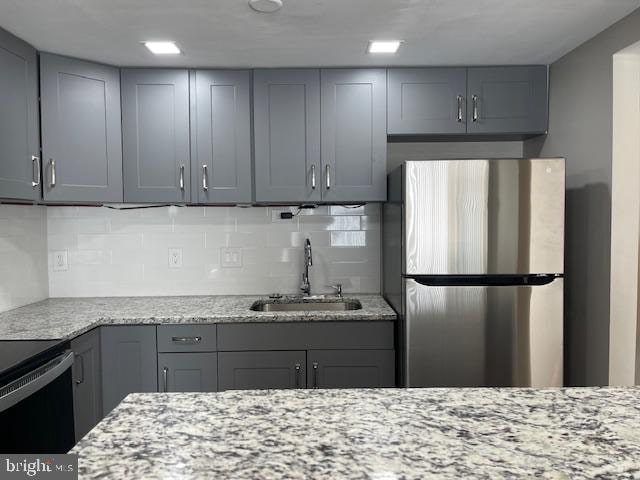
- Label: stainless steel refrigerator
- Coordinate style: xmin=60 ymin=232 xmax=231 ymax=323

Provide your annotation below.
xmin=383 ymin=159 xmax=564 ymax=388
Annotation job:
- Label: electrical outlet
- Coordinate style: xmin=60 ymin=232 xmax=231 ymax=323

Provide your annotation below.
xmin=168 ymin=248 xmax=183 ymax=268
xmin=221 ymin=247 xmax=242 ymax=268
xmin=52 ymin=250 xmax=68 ymax=271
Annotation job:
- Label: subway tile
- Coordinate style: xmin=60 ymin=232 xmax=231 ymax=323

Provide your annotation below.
xmin=300 ymin=215 xmax=361 ymax=231
xmin=330 ymin=231 xmax=366 ymax=247
xmin=44 ymin=204 xmax=381 ymax=297
xmin=142 ymin=232 xmax=205 ymax=250
xmin=110 ymin=216 xmax=172 ymax=234
xmin=78 ymin=233 xmax=143 ymax=250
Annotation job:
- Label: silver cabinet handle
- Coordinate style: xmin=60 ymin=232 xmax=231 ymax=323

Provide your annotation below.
xmin=74 ymin=353 xmax=84 ymax=385
xmin=49 ymin=159 xmax=56 ymax=188
xmin=294 ymin=363 xmax=301 ymax=388
xmin=312 ymin=362 xmax=319 ymax=389
xmin=162 ymin=367 xmax=168 ymax=392
xmin=179 ymin=164 xmax=185 ymax=191
xmin=472 ymin=95 xmax=479 ymax=122
xmin=31 ymin=156 xmax=40 ymax=188
xmin=310 ymin=164 xmax=316 ymax=190
xmin=457 ymin=95 xmax=464 ymax=123
xmin=202 ymin=165 xmax=208 ymax=191
xmin=171 ymin=336 xmax=202 ymax=344
xmin=325 ymin=165 xmax=331 ymax=190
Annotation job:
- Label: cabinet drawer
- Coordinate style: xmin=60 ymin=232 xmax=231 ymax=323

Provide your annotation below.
xmin=217 ymin=321 xmax=394 ymax=351
xmin=157 ymin=325 xmax=217 ymax=352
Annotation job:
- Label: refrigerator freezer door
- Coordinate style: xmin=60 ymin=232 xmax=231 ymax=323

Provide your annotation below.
xmin=404 ymin=159 xmax=564 ymax=275
xmin=404 ymin=278 xmax=563 ymax=387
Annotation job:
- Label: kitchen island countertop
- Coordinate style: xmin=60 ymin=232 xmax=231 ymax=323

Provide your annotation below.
xmin=71 ymin=387 xmax=640 ymax=479
xmin=0 ymin=294 xmax=395 ymax=341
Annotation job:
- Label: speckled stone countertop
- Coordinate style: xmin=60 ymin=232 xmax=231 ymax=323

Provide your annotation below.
xmin=0 ymin=295 xmax=396 ymax=341
xmin=71 ymin=387 xmax=640 ymax=480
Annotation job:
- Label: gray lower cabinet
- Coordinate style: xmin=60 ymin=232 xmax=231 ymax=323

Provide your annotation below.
xmin=191 ymin=70 xmax=252 ymax=204
xmin=217 ymin=322 xmax=395 ymax=389
xmin=121 ymin=69 xmax=191 ymax=203
xmin=253 ymin=69 xmax=321 ymax=203
xmin=387 ymin=68 xmax=467 ymax=135
xmin=158 ymin=353 xmax=218 ymax=392
xmin=40 ymin=53 xmax=123 ymax=202
xmin=101 ymin=326 xmax=157 ymax=416
xmin=0 ymin=27 xmax=40 ymax=201
xmin=467 ymin=66 xmax=548 ymax=134
xmin=308 ymin=350 xmax=395 ymax=389
xmin=320 ymin=69 xmax=387 ymax=202
xmin=71 ymin=328 xmax=102 ymax=442
xmin=218 ymin=351 xmax=306 ymax=391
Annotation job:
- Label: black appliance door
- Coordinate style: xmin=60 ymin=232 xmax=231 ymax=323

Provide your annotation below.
xmin=0 ymin=351 xmax=75 ymax=453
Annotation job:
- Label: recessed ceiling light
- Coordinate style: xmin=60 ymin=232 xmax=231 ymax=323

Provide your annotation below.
xmin=143 ymin=41 xmax=181 ymax=55
xmin=249 ymin=0 xmax=283 ymax=13
xmin=367 ymin=40 xmax=402 ymax=54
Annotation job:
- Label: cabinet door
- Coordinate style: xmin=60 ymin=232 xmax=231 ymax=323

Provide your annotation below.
xmin=101 ymin=326 xmax=157 ymax=416
xmin=191 ymin=70 xmax=252 ymax=204
xmin=387 ymin=68 xmax=467 ymax=135
xmin=467 ymin=66 xmax=548 ymax=134
xmin=321 ymin=69 xmax=387 ymax=202
xmin=308 ymin=350 xmax=394 ymax=389
xmin=122 ymin=69 xmax=190 ymax=203
xmin=0 ymin=28 xmax=39 ymax=201
xmin=40 ymin=53 xmax=123 ymax=202
xmin=71 ymin=328 xmax=102 ymax=442
xmin=253 ymin=69 xmax=321 ymax=203
xmin=218 ymin=351 xmax=306 ymax=391
xmin=158 ymin=353 xmax=217 ymax=392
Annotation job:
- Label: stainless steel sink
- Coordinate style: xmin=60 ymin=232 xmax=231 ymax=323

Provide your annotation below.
xmin=250 ymin=299 xmax=362 ymax=312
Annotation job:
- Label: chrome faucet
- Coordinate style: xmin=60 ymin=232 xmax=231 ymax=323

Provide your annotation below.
xmin=301 ymin=238 xmax=312 ymax=296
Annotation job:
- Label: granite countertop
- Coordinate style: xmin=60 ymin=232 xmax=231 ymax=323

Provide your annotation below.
xmin=71 ymin=387 xmax=640 ymax=480
xmin=0 ymin=295 xmax=396 ymax=341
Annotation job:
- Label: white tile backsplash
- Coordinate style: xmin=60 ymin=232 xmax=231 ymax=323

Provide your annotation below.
xmin=47 ymin=205 xmax=381 ymax=297
xmin=0 ymin=205 xmax=49 ymax=313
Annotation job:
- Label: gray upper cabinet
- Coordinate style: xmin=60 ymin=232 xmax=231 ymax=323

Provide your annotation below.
xmin=321 ymin=69 xmax=387 ymax=202
xmin=467 ymin=66 xmax=548 ymax=134
xmin=218 ymin=351 xmax=306 ymax=391
xmin=71 ymin=328 xmax=103 ymax=442
xmin=101 ymin=326 xmax=157 ymax=416
xmin=253 ymin=69 xmax=321 ymax=203
xmin=387 ymin=68 xmax=467 ymax=135
xmin=122 ymin=69 xmax=190 ymax=203
xmin=40 ymin=53 xmax=123 ymax=202
xmin=158 ymin=352 xmax=218 ymax=392
xmin=191 ymin=70 xmax=252 ymax=204
xmin=0 ymin=28 xmax=40 ymax=201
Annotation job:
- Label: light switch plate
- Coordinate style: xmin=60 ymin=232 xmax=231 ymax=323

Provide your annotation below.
xmin=221 ymin=247 xmax=242 ymax=268
xmin=52 ymin=250 xmax=68 ymax=271
xmin=168 ymin=248 xmax=183 ymax=268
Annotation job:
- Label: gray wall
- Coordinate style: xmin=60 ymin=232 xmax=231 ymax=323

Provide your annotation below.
xmin=524 ymin=7 xmax=640 ymax=386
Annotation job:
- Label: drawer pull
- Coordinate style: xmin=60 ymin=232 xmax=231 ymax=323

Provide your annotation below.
xmin=312 ymin=362 xmax=319 ymax=389
xmin=294 ymin=363 xmax=301 ymax=388
xmin=171 ymin=336 xmax=202 ymax=344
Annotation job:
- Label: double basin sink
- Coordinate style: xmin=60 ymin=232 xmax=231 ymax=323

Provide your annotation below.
xmin=250 ymin=297 xmax=362 ymax=312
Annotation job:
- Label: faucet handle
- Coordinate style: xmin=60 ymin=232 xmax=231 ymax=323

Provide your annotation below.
xmin=327 ymin=284 xmax=343 ymax=297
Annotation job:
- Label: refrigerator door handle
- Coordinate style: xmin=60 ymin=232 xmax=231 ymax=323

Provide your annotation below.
xmin=409 ymin=274 xmax=560 ymax=287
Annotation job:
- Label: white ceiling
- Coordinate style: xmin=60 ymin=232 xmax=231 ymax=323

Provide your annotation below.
xmin=0 ymin=0 xmax=638 ymax=67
